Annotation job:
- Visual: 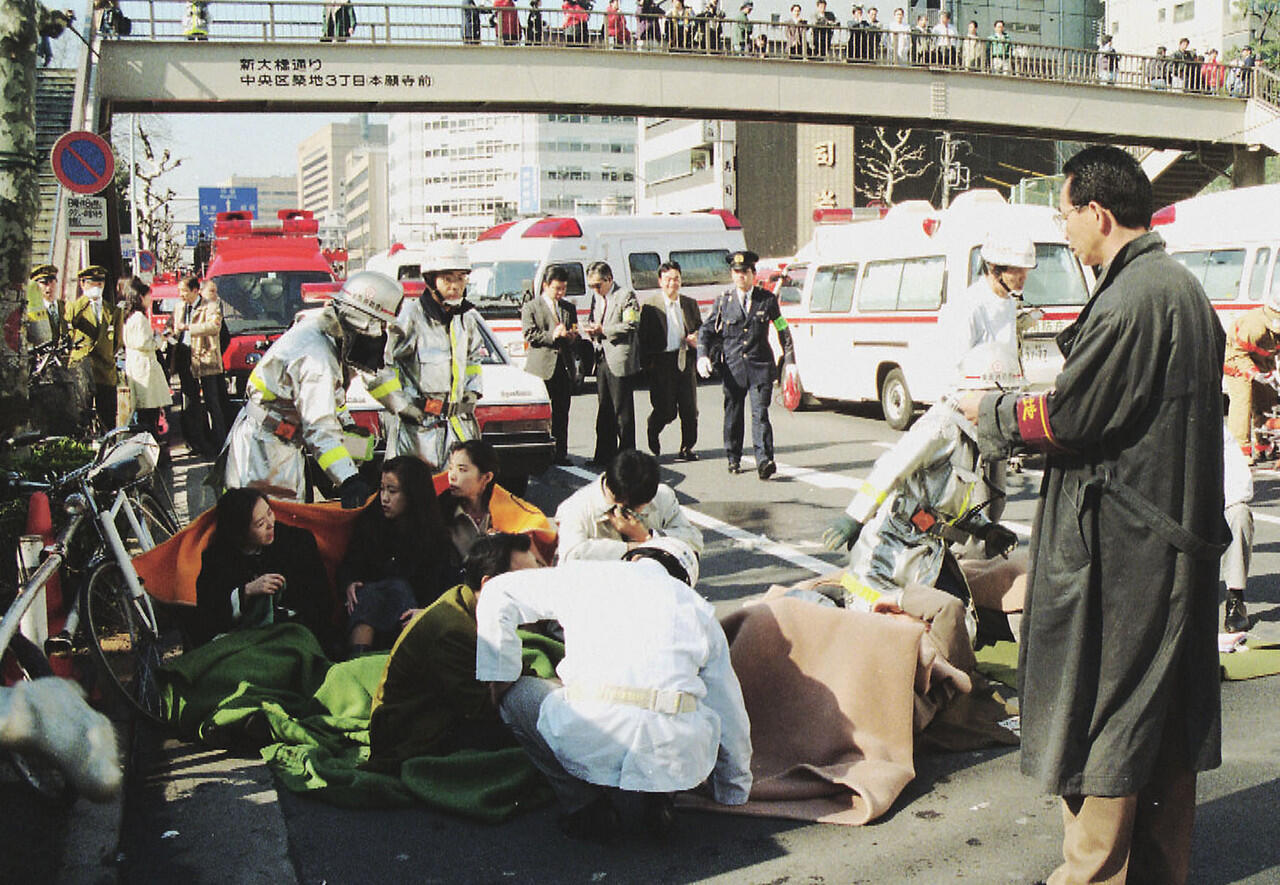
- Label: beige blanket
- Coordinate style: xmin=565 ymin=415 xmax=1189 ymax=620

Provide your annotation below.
xmin=683 ymin=573 xmax=1018 ymax=826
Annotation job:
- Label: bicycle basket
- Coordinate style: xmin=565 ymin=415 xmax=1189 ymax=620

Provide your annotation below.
xmin=87 ymin=433 xmax=159 ymax=491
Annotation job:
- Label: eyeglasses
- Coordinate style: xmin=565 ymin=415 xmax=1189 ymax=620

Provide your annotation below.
xmin=1053 ymin=204 xmax=1088 ymax=230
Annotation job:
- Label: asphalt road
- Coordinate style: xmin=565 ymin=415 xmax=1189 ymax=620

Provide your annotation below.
xmin=128 ymin=382 xmax=1280 ymax=884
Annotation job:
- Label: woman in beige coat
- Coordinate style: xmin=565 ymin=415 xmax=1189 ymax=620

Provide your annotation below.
xmin=120 ymin=281 xmax=173 ymax=444
xmin=175 ymin=279 xmax=229 ymax=450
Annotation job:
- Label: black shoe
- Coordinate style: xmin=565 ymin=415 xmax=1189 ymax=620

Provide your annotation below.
xmin=675 ymin=448 xmax=698 ymax=462
xmin=552 ymin=455 xmax=573 ymax=466
xmin=558 ymin=795 xmax=620 ymax=843
xmin=727 ymin=461 xmax=741 ymax=474
xmin=641 ymin=792 xmax=676 ymax=839
xmin=1224 ymin=591 xmax=1249 ymax=633
xmin=757 ymin=459 xmax=777 ymax=480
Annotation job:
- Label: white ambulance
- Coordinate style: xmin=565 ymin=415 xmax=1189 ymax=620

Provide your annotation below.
xmin=1152 ymin=182 xmax=1280 ymax=332
xmin=466 ymin=212 xmax=748 ymax=371
xmin=777 ymin=190 xmax=1092 ymax=429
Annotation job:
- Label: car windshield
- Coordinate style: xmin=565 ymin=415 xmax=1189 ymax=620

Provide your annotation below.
xmin=213 ymin=270 xmax=334 ymax=333
xmin=468 ymin=261 xmax=539 ymax=319
xmin=967 ymin=243 xmax=1090 ymax=307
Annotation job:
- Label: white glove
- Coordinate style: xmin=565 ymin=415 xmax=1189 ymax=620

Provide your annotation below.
xmin=696 ymin=356 xmax=713 ymax=379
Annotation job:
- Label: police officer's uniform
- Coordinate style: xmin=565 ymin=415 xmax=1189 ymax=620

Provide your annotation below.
xmin=697 ymin=250 xmax=795 ymax=478
xmin=65 ymin=265 xmax=120 ymax=427
xmin=25 ymin=264 xmax=63 ymax=346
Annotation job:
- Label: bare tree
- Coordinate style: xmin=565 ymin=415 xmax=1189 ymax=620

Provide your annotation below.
xmin=116 ymin=119 xmax=183 ymax=270
xmin=854 ymin=127 xmax=932 ymax=206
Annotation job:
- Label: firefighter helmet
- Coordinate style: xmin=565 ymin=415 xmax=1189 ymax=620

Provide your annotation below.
xmin=420 ymin=240 xmax=472 ymax=275
xmin=980 ymin=230 xmax=1038 ymax=270
xmin=624 ymin=536 xmax=701 ymax=587
xmin=330 ymin=271 xmax=403 ymax=336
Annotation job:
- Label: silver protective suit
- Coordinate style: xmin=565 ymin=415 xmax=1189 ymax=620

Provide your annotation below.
xmin=222 ymin=311 xmax=359 ymax=500
xmin=371 ymin=293 xmax=485 ymax=469
xmin=840 ymin=400 xmax=993 ymax=620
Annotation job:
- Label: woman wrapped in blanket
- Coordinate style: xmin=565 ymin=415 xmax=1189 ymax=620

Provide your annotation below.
xmin=438 ymin=440 xmax=503 ymax=562
xmin=337 ymin=456 xmax=462 ymax=656
xmin=194 ymin=489 xmax=332 ymax=649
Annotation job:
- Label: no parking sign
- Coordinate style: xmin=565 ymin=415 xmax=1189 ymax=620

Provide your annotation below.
xmin=51 ymin=131 xmax=115 ymax=195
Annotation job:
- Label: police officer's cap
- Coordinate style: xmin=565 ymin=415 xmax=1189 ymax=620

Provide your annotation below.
xmin=727 ymin=250 xmax=759 ymax=271
xmin=77 ymin=265 xmax=107 ymax=282
xmin=30 ymin=264 xmax=58 ymax=282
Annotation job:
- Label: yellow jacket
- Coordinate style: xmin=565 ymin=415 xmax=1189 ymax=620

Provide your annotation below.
xmin=66 ymin=295 xmax=120 ymax=386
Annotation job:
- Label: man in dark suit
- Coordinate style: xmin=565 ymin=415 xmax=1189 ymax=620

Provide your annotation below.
xmin=521 ymin=265 xmax=579 ymax=464
xmin=697 ymin=250 xmax=795 ymax=479
xmin=640 ymin=260 xmax=702 ymax=461
xmin=171 ymin=276 xmax=212 ymax=456
xmin=583 ymin=261 xmax=641 ymax=467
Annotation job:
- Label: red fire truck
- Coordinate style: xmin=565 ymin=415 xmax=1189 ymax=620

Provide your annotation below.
xmin=205 ymin=209 xmax=337 ymax=398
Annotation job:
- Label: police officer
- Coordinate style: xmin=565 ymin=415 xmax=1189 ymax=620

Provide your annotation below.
xmin=66 ymin=265 xmax=120 ymax=428
xmin=26 ymin=264 xmax=64 ymax=346
xmin=697 ymin=250 xmax=795 ymax=479
xmin=373 ymin=240 xmax=485 ymax=470
xmin=221 ymin=270 xmax=403 ymax=506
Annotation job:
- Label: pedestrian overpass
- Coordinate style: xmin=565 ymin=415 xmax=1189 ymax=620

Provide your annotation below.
xmin=97 ymin=0 xmax=1280 ymax=153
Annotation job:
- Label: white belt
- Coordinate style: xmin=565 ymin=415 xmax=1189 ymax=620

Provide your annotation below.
xmin=564 ymin=684 xmax=698 ymax=715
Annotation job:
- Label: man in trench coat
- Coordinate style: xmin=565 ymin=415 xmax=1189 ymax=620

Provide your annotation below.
xmin=961 ymin=146 xmax=1226 ymax=884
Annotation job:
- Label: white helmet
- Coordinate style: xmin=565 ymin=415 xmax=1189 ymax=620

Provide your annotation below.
xmin=981 ymin=229 xmax=1037 ymax=270
xmin=956 ymin=341 xmax=1024 ymax=391
xmin=420 ymin=240 xmax=472 ymax=275
xmin=331 ymin=271 xmax=403 ymax=336
xmin=624 ymin=536 xmax=700 ymax=588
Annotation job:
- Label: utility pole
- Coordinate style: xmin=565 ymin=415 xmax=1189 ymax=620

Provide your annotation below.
xmin=0 ymin=0 xmax=41 ymax=434
xmin=939 ymin=131 xmax=955 ymax=208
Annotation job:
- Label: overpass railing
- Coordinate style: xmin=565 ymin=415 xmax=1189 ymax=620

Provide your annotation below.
xmin=110 ymin=1 xmax=1266 ymax=101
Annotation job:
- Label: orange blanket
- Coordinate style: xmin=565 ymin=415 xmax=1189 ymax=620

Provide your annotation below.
xmin=134 ymin=479 xmax=557 ymax=607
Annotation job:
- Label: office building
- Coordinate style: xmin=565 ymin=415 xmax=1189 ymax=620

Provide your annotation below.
xmin=297 ymin=115 xmax=388 ymax=219
xmin=344 ymin=147 xmax=390 ymax=267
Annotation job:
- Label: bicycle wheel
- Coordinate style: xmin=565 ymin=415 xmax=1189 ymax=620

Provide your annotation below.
xmin=2 ymin=634 xmax=74 ymax=803
xmin=118 ymin=488 xmax=178 ymax=557
xmin=81 ymin=562 xmax=180 ymax=726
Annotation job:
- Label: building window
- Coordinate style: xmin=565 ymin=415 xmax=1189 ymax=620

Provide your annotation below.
xmin=1156 ymin=8 xmax=1165 ymax=22
xmin=1173 ymin=1 xmax=1194 ymax=23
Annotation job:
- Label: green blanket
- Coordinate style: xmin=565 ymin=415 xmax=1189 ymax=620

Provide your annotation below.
xmin=162 ymin=623 xmax=563 ymax=821
xmin=975 ymin=637 xmax=1280 ymax=687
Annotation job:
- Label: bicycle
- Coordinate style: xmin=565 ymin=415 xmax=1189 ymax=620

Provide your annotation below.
xmin=1 ymin=428 xmax=182 ymax=767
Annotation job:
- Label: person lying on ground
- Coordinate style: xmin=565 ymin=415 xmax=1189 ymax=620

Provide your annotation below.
xmin=193 ymin=488 xmax=333 ymax=649
xmin=365 ymin=532 xmax=545 ymax=769
xmin=477 ymin=537 xmax=752 ymax=841
xmin=556 ymin=449 xmax=703 ymax=561
xmin=336 ymin=456 xmax=462 ymax=657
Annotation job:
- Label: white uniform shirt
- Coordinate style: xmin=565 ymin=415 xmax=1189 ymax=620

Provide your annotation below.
xmin=555 ymin=476 xmax=704 ymax=561
xmin=475 ymin=560 xmax=753 ymax=802
xmin=939 ymin=277 xmax=1019 ymax=382
xmin=665 ymin=297 xmax=685 ymax=353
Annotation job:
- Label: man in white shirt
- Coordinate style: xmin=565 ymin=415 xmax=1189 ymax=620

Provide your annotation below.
xmin=476 ymin=537 xmax=753 ymax=840
xmin=556 ymin=449 xmax=703 ymax=560
xmin=931 ymin=9 xmax=958 ymax=65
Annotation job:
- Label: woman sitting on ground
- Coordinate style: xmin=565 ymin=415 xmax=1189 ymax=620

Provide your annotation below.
xmin=193 ymin=488 xmax=332 ymax=648
xmin=336 ymin=456 xmax=461 ymax=656
xmin=437 ymin=440 xmax=555 ymax=563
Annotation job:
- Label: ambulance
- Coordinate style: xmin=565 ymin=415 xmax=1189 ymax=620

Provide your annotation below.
xmin=1152 ymin=182 xmax=1280 ymax=331
xmin=466 ymin=211 xmax=748 ymax=371
xmin=776 ymin=190 xmax=1092 ymax=429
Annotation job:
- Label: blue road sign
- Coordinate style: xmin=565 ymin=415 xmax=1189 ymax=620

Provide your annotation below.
xmin=186 ymin=224 xmax=203 ymax=247
xmin=51 ymin=131 xmax=115 ymax=195
xmin=197 ymin=186 xmax=259 ymax=235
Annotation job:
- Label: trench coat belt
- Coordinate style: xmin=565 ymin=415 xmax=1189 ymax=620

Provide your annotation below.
xmin=1082 ymin=468 xmax=1229 ymax=561
xmin=244 ymin=400 xmax=301 ymax=444
xmin=563 ymin=683 xmax=698 ymax=715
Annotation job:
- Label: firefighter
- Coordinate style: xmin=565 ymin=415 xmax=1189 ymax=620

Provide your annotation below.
xmin=1223 ymin=287 xmax=1280 ymax=461
xmin=220 ymin=271 xmax=403 ymax=506
xmin=373 ymin=240 xmax=486 ymax=470
xmin=820 ymin=343 xmax=1022 ymax=644
xmin=937 ymin=228 xmax=1038 ymax=522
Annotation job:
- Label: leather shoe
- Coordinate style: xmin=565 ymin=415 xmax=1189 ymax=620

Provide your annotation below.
xmin=757 ymin=459 xmax=777 ymax=480
xmin=1224 ymin=591 xmax=1249 ymax=633
xmin=675 ymin=448 xmax=698 ymax=462
xmin=552 ymin=455 xmax=573 ymax=466
xmin=641 ymin=792 xmax=676 ymax=839
xmin=559 ymin=795 xmax=620 ymax=843
xmin=727 ymin=462 xmax=741 ymax=474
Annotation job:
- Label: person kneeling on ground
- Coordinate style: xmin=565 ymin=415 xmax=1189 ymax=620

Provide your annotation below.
xmin=365 ymin=532 xmax=544 ymax=769
xmin=193 ymin=488 xmax=332 ymax=649
xmin=555 ymin=449 xmax=703 ymax=561
xmin=337 ymin=456 xmax=462 ymax=657
xmin=476 ymin=537 xmax=753 ymax=841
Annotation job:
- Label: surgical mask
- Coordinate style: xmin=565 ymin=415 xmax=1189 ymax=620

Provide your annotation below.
xmin=84 ymin=286 xmax=103 ymax=301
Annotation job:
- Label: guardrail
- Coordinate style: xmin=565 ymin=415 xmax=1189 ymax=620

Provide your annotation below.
xmin=111 ymin=0 xmax=1269 ymax=103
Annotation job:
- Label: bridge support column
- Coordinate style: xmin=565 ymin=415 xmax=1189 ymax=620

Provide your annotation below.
xmin=1231 ymin=145 xmax=1268 ymax=188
